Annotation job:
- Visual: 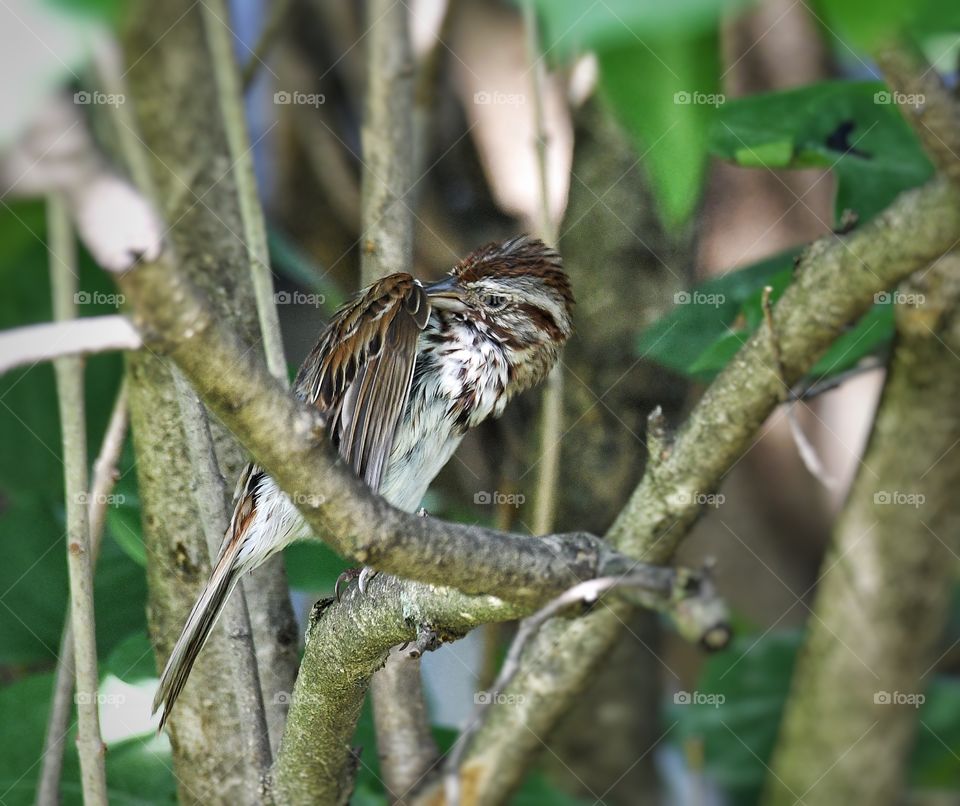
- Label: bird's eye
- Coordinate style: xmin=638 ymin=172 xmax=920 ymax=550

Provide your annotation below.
xmin=482 ymin=294 xmax=507 ymax=310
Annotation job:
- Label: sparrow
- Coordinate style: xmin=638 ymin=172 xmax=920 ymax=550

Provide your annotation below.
xmin=153 ymin=235 xmax=574 ymax=728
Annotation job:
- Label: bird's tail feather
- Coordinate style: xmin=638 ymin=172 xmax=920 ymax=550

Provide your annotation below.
xmin=152 ymin=543 xmax=243 ymax=730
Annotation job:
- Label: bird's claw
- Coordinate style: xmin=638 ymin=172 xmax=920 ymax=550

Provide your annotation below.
xmin=335 ymin=566 xmax=380 ymax=602
xmin=358 ymin=565 xmax=378 ymax=595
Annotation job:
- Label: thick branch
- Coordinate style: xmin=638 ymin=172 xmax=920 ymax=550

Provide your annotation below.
xmin=268 ymin=563 xmax=720 ymax=805
xmin=172 ymin=369 xmax=273 ymax=793
xmin=763 ymin=256 xmax=960 ymax=805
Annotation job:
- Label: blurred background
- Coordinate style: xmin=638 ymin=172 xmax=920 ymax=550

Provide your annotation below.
xmin=1 ymin=0 xmax=959 ymax=804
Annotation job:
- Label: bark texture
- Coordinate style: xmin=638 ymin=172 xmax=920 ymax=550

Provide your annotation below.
xmin=763 ymin=256 xmax=960 ymax=805
xmin=120 ymin=1 xmax=298 ymax=800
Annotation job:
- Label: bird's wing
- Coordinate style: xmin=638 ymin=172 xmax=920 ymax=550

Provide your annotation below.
xmin=154 ymin=274 xmax=431 ymax=727
xmin=294 ymin=272 xmax=431 ymax=492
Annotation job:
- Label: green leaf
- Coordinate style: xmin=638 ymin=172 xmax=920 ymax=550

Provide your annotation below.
xmin=599 ymin=31 xmax=721 ymax=228
xmin=531 ymin=0 xmax=744 ymax=53
xmin=636 ymin=248 xmax=797 ymax=379
xmin=810 ymin=302 xmax=893 ymax=378
xmin=530 ymin=0 xmax=735 ymax=227
xmin=710 ymin=80 xmax=934 ymax=225
xmin=733 ymin=139 xmax=793 ymax=168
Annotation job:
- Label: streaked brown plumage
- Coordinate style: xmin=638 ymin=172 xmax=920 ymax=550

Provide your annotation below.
xmin=153 ymin=236 xmax=573 ymax=729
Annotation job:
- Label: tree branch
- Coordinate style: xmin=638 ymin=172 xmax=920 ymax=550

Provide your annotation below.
xmin=0 ymin=315 xmax=141 ymax=375
xmin=763 ymin=255 xmax=960 ymax=805
xmin=48 ymin=194 xmax=108 ymax=805
xmin=442 ymin=568 xmax=727 ymax=805
xmin=267 ymin=561 xmax=721 ymax=805
xmin=524 ymin=0 xmax=565 ymax=536
xmin=360 ymin=0 xmax=415 ymax=283
xmin=202 ymin=0 xmax=287 ymax=382
xmin=172 ymin=368 xmax=273 ymax=794
xmin=37 ymin=380 xmax=128 ymax=806
xmin=874 ymin=38 xmax=960 ymax=186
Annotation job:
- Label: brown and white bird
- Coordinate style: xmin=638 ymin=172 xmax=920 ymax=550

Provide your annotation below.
xmin=153 ymin=236 xmax=573 ymax=728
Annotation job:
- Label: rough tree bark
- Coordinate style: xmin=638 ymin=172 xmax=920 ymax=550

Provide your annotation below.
xmin=763 ymin=257 xmax=960 ymax=805
xmin=119 ymin=0 xmax=298 ymax=800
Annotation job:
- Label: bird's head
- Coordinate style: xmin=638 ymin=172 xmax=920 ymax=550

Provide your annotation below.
xmin=424 ymin=236 xmax=574 ymax=391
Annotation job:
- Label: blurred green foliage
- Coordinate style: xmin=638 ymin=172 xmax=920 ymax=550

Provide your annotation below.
xmin=669 ymin=628 xmax=960 ymax=804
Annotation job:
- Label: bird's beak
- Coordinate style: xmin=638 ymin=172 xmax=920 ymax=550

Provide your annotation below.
xmin=423 ymin=275 xmax=469 ymax=312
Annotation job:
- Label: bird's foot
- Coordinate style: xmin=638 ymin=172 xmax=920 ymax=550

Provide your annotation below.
xmin=334 ymin=566 xmax=380 ymax=602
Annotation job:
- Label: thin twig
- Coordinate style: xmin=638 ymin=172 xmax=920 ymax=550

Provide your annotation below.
xmin=48 ymin=194 xmax=108 ymax=805
xmin=172 ymin=368 xmax=273 ymax=790
xmin=790 ymin=355 xmax=885 ymax=401
xmin=524 ymin=0 xmax=565 ymax=535
xmin=762 ymin=286 xmax=838 ymax=489
xmin=240 ymin=0 xmax=292 ymax=91
xmin=442 ymin=570 xmax=723 ymax=804
xmin=360 ymin=0 xmax=415 ymax=284
xmin=0 ymin=316 xmax=141 ymax=375
xmin=37 ymin=380 xmax=129 ymax=806
xmin=202 ymin=0 xmax=287 ymax=382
